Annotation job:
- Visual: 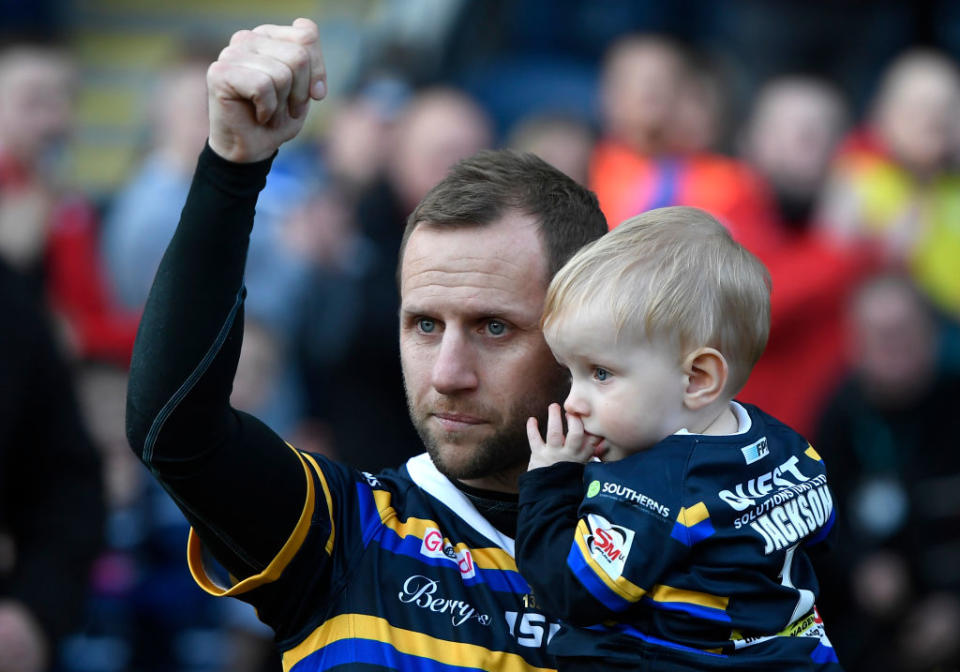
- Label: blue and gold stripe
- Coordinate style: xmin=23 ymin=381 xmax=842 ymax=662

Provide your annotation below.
xmin=189 ymin=446 xmax=321 ymax=595
xmin=567 ymin=519 xmax=646 ymax=612
xmin=354 ymin=485 xmax=530 ymax=593
xmin=587 ymin=622 xmax=726 ymax=658
xmin=642 ymin=584 xmax=731 ymax=623
xmin=301 ymin=452 xmax=335 ymax=554
xmin=283 ymin=613 xmax=553 ymax=672
xmin=670 ymin=502 xmax=715 ymax=546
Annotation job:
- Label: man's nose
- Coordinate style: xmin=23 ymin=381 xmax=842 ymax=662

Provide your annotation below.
xmin=431 ymin=330 xmax=479 ymax=394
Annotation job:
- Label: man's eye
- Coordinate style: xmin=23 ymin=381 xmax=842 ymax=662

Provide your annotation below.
xmin=594 ymin=367 xmax=610 ymax=382
xmin=418 ymin=318 xmax=436 ymax=333
xmin=486 ymin=320 xmax=506 ymax=336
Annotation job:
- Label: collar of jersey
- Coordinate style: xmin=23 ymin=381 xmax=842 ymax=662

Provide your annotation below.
xmin=405 ymin=453 xmax=517 ymax=557
xmin=673 ymin=401 xmax=752 ymax=436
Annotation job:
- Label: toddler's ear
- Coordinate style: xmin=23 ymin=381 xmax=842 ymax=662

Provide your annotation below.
xmin=682 ymin=347 xmax=728 ymax=410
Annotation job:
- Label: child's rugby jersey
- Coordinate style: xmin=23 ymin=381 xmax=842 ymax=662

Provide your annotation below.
xmin=517 ymin=402 xmax=841 ymax=670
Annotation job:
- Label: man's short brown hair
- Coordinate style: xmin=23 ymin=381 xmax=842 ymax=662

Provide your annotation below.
xmin=398 ymin=149 xmax=607 ymax=283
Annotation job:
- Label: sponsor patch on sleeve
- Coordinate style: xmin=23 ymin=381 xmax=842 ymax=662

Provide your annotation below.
xmin=584 ymin=514 xmax=635 ymax=580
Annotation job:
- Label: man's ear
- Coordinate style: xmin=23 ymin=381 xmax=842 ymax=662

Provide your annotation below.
xmin=682 ymin=347 xmax=728 ymax=410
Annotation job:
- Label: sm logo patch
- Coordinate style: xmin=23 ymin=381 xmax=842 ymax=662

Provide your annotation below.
xmin=584 ymin=514 xmax=635 ymax=580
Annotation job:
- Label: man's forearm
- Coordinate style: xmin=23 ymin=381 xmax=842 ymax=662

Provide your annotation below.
xmin=126 ymin=143 xmax=269 ymax=463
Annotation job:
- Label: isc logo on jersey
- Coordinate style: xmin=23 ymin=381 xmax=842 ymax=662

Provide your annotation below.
xmin=420 ymin=528 xmax=476 ymax=579
xmin=584 ymin=514 xmax=635 ymax=580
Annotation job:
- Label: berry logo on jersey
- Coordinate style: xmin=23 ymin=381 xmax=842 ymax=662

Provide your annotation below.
xmin=420 ymin=528 xmax=476 ymax=579
xmin=398 ymin=575 xmax=491 ymax=627
xmin=584 ymin=514 xmax=634 ymax=579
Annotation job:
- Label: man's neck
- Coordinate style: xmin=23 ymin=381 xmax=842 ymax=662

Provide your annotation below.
xmin=457 ymin=461 xmax=527 ymax=494
xmin=453 ymin=480 xmax=519 ymax=539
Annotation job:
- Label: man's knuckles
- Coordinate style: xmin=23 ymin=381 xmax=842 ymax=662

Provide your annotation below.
xmin=253 ymin=20 xmax=318 ymax=45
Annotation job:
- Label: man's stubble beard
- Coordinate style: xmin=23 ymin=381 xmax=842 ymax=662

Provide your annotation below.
xmin=404 ymin=365 xmax=570 ymax=483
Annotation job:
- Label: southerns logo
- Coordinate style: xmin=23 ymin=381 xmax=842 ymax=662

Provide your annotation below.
xmin=398 ymin=575 xmax=491 ymax=627
xmin=598 ymin=482 xmax=670 ymax=517
xmin=586 ymin=480 xmax=601 ymax=498
xmin=584 ymin=514 xmax=635 ymax=580
xmin=420 ymin=528 xmax=476 ymax=579
xmin=741 ymin=437 xmax=769 ymax=465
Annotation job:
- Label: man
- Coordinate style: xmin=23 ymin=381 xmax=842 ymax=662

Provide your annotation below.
xmin=125 ymin=18 xmax=607 ymax=671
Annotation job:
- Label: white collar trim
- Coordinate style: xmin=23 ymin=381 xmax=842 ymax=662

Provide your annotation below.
xmin=674 ymin=401 xmax=752 ymax=436
xmin=405 ymin=453 xmax=517 ymax=557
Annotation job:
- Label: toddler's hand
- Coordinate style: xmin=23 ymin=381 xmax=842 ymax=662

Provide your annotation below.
xmin=527 ymin=403 xmax=597 ymax=470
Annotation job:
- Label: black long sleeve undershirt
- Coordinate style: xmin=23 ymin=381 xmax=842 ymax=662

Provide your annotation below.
xmin=125 ymin=144 xmax=306 ymax=580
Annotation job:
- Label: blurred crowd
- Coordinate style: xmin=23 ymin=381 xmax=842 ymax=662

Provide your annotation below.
xmin=2 ymin=2 xmax=960 ymax=671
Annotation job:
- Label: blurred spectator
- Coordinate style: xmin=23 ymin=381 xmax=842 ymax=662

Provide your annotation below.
xmin=296 ymin=86 xmax=492 ymax=472
xmin=817 ymin=49 xmax=960 ymax=318
xmin=735 ymin=75 xmax=875 ymax=437
xmin=0 ymin=260 xmax=104 ymax=672
xmin=0 ymin=42 xmax=138 ymax=366
xmin=101 ymin=53 xmax=311 ymax=337
xmin=664 ymin=53 xmax=726 ymax=155
xmin=741 ymin=76 xmax=849 ymax=229
xmin=589 ymin=34 xmax=781 ymax=258
xmin=63 ymin=360 xmax=280 ymax=672
xmin=322 ymin=77 xmax=410 ymax=196
xmin=506 ymin=113 xmax=595 ymax=185
xmin=814 ymin=273 xmax=960 ymax=671
xmin=101 ymin=56 xmax=210 ymax=310
xmin=597 ymin=34 xmax=685 ymax=157
xmin=387 ymin=87 xmax=492 ymax=214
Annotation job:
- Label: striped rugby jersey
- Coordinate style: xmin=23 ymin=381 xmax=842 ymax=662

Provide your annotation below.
xmin=188 ymin=450 xmax=560 ymax=672
xmin=516 ymin=402 xmax=841 ymax=669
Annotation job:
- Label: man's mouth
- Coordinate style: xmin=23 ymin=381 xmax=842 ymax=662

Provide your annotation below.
xmin=432 ymin=413 xmax=485 ymax=431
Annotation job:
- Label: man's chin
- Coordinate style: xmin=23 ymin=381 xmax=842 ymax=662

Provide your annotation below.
xmin=410 ymin=403 xmax=538 ymax=483
xmin=424 ymin=440 xmax=484 ymax=480
xmin=422 ymin=432 xmax=529 ymax=483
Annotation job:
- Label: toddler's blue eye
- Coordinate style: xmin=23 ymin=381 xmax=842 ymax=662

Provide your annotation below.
xmin=418 ymin=318 xmax=436 ymax=333
xmin=594 ymin=367 xmax=610 ymax=381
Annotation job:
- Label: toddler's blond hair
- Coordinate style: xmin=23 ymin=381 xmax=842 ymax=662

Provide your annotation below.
xmin=543 ymin=206 xmax=771 ymax=395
